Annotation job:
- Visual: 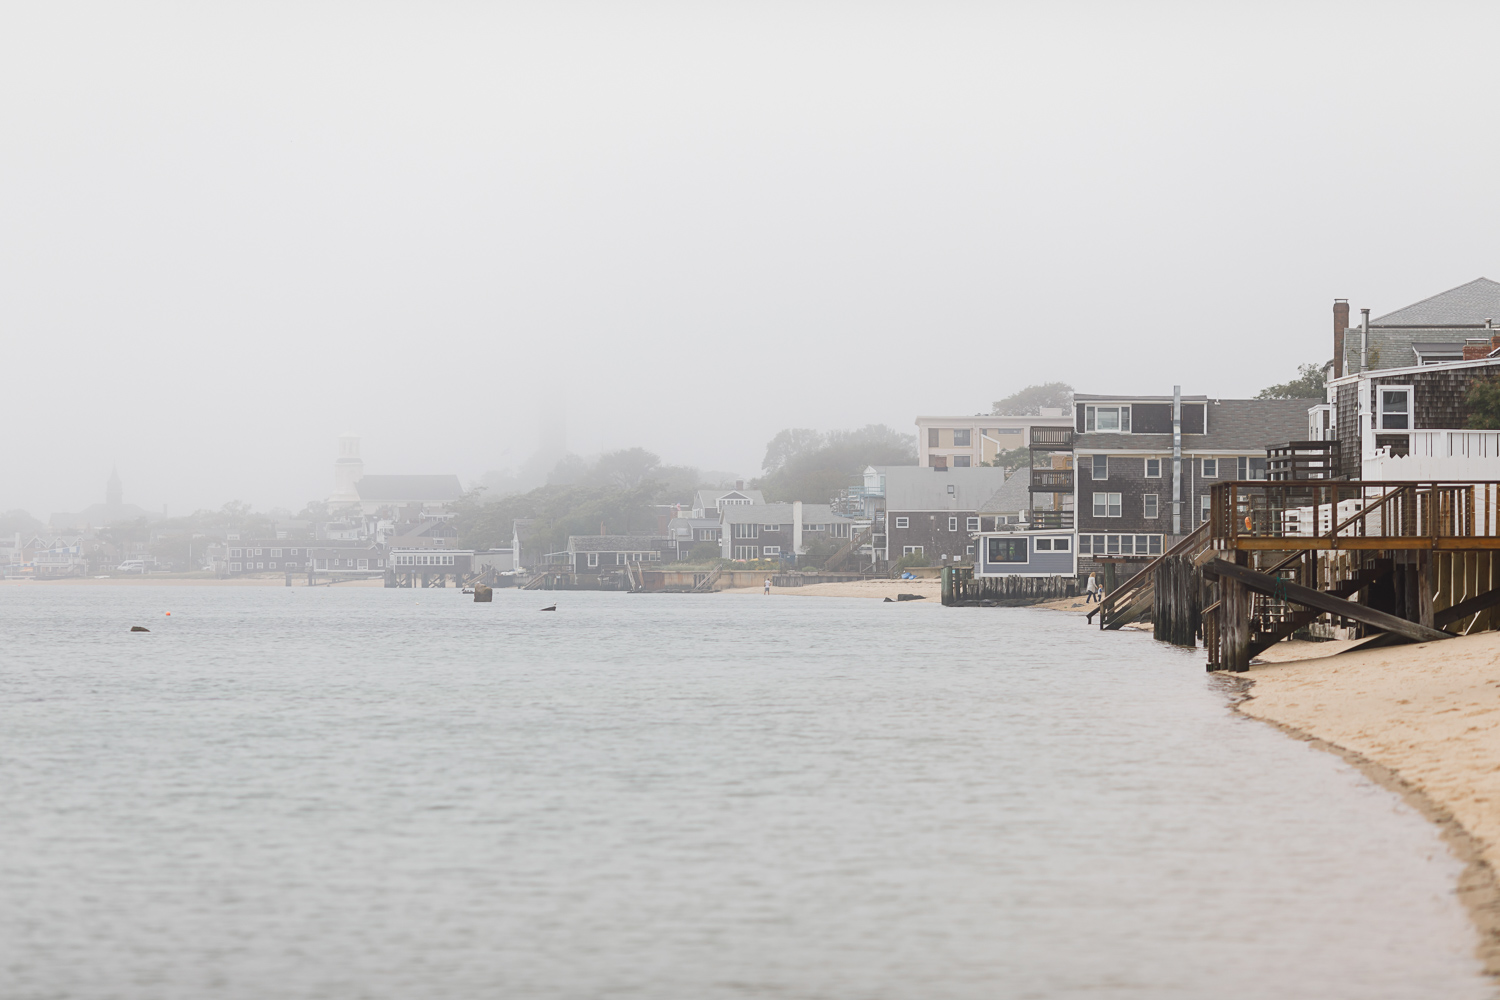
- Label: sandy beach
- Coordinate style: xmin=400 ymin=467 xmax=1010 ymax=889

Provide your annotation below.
xmin=720 ymin=578 xmax=941 ymax=601
xmin=1241 ymin=632 xmax=1500 ymax=970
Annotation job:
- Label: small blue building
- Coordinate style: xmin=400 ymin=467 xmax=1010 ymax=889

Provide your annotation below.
xmin=973 ymin=529 xmax=1076 ymax=578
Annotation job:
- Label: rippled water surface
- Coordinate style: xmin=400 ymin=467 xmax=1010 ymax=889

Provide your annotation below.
xmin=0 ymin=585 xmax=1492 ymax=999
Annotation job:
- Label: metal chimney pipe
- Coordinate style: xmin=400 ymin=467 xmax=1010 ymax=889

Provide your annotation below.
xmin=1172 ymin=386 xmax=1182 ymax=536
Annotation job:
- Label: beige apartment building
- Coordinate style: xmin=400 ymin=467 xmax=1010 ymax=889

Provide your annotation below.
xmin=915 ymin=411 xmax=1074 ymax=468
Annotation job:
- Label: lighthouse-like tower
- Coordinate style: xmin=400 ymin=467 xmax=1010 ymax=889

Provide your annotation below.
xmin=329 ymin=434 xmax=364 ymax=504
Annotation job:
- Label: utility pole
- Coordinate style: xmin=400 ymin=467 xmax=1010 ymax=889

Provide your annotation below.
xmin=1171 ymin=385 xmax=1182 ymax=536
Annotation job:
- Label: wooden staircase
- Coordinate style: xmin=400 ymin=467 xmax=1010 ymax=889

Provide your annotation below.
xmin=691 ymin=565 xmax=723 ymax=594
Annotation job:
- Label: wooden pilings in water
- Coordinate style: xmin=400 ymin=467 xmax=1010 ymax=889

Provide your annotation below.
xmin=1152 ymin=547 xmax=1201 ymax=647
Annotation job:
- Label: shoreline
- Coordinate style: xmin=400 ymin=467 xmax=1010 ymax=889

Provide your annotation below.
xmin=1236 ymin=634 xmax=1500 ymax=975
xmin=719 ymin=578 xmax=941 ymax=600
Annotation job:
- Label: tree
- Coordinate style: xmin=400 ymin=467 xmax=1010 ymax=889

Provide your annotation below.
xmin=754 ymin=424 xmax=917 ymax=503
xmin=1467 ymin=377 xmax=1500 ymax=430
xmin=992 ymin=382 xmax=1073 ymax=415
xmin=0 ymin=509 xmax=43 ymax=535
xmin=1256 ymin=363 xmax=1325 ymax=400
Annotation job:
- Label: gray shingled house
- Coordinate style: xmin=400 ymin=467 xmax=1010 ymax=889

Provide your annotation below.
xmin=1338 ymin=277 xmax=1500 ymax=376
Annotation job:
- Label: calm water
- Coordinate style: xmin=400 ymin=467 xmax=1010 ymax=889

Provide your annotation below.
xmin=0 ymin=585 xmax=1491 ymax=999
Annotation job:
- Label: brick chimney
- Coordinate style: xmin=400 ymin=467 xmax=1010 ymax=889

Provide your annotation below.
xmin=1333 ymin=299 xmax=1349 ymax=376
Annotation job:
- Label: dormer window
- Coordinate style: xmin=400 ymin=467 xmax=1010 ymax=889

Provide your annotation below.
xmin=1084 ymin=405 xmax=1131 ymax=433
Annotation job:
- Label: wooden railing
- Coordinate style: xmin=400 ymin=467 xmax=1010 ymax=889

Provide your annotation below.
xmin=1209 ymin=480 xmax=1500 ymax=551
xmin=1090 ymin=522 xmax=1210 ymax=628
xmin=1030 ymin=469 xmax=1074 ymax=491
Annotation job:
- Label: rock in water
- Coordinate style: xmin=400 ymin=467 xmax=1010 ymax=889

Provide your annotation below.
xmin=473 ymin=584 xmax=493 ymax=603
xmin=896 ymin=593 xmax=926 ymax=602
xmin=130 ymin=626 xmax=150 ymax=632
xmin=883 ymin=597 xmax=894 ymax=602
xmin=540 ymin=604 xmax=557 ymax=612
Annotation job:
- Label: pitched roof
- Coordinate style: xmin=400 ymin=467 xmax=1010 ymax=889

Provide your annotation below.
xmin=1074 ymin=398 xmax=1315 ymax=451
xmin=1371 ymin=277 xmax=1500 ymax=328
xmin=874 ymin=465 xmax=1010 ymax=512
xmin=719 ymin=502 xmax=847 ymax=524
xmin=976 ymin=468 xmax=1048 ymax=514
xmin=694 ymin=488 xmax=764 ymax=509
xmin=566 ymin=534 xmax=671 ymax=552
xmin=354 ymin=475 xmax=464 ymax=503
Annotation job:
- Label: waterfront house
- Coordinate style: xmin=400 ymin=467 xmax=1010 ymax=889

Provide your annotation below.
xmin=352 ymin=475 xmax=464 ymax=516
xmin=1074 ymin=393 xmax=1314 ymax=574
xmin=224 ymin=539 xmax=316 ymax=574
xmin=876 ymin=465 xmax=1010 ymax=564
xmin=915 ymin=412 xmax=1074 ymax=469
xmin=665 ymin=516 xmax=723 ymax=561
xmin=387 ymin=547 xmax=473 ymax=583
xmin=1325 ymin=353 xmax=1500 ymax=480
xmin=691 ymin=485 xmax=763 ymax=519
xmin=972 ymin=527 xmax=1078 ymax=579
xmin=566 ymin=535 xmax=674 ymax=575
xmin=719 ymin=502 xmax=852 ymax=562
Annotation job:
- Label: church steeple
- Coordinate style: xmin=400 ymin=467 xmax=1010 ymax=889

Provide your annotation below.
xmin=106 ymin=467 xmax=123 ymax=507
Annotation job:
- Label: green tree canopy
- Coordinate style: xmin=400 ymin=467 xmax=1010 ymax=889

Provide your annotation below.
xmin=1466 ymin=377 xmax=1500 ymax=430
xmin=754 ymin=424 xmax=916 ymax=503
xmin=1256 ymin=363 xmax=1326 ymax=400
xmin=992 ymin=382 xmax=1073 ymax=415
xmin=0 ymin=509 xmax=43 ymax=535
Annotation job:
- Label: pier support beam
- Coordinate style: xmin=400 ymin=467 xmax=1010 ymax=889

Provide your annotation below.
xmin=1417 ymin=550 xmax=1435 ymax=629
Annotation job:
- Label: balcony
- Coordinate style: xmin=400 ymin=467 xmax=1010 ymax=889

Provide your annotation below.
xmin=1023 ymin=510 xmax=1075 ymax=530
xmin=1029 ymin=469 xmax=1074 ymax=491
xmin=1029 ymin=427 xmax=1074 ymax=450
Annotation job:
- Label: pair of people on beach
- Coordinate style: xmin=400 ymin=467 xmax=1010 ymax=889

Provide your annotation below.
xmin=1085 ymin=571 xmax=1101 ymax=603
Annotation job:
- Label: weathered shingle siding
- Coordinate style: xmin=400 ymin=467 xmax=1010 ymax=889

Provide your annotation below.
xmin=1335 ymin=383 xmax=1361 ymax=479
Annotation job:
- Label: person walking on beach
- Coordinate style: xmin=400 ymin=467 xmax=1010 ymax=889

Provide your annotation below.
xmin=764 ymin=577 xmax=771 ymax=595
xmin=1085 ymin=571 xmax=1099 ymax=603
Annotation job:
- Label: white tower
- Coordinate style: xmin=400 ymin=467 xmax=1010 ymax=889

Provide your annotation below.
xmin=330 ymin=434 xmax=364 ymax=503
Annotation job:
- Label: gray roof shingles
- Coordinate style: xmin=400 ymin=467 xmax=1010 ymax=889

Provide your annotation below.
xmin=1074 ymin=398 xmax=1316 ymax=451
xmin=1371 ymin=277 xmax=1500 ymax=328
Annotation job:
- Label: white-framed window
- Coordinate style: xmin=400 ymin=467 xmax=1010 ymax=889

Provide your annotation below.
xmin=948 ymin=517 xmax=959 ymax=531
xmin=271 ymin=548 xmax=283 ymax=558
xmin=1144 ymin=494 xmax=1159 ymax=519
xmin=587 ymin=552 xmax=599 ymax=567
xmin=288 ymin=548 xmax=298 ymax=556
xmin=903 ymin=545 xmax=924 ymax=556
xmin=732 ymin=523 xmax=760 ymax=539
xmin=255 ymin=548 xmax=264 ymax=556
xmin=762 ymin=545 xmax=780 ymax=556
xmin=1080 ymin=533 xmax=1153 ymax=554
xmin=1236 ymin=456 xmax=1267 ymax=480
xmin=1092 ymin=492 xmax=1122 ymax=517
xmin=894 ymin=516 xmax=909 ymax=528
xmin=1036 ymin=537 xmax=1053 ymax=550
xmin=1202 ymin=458 xmax=1218 ymax=478
xmin=987 ymin=537 xmax=1026 ymax=563
xmin=1092 ymin=454 xmax=1108 ymax=480
xmin=358 ymin=559 xmax=369 ymax=570
xmin=229 ymin=548 xmax=242 ymax=558
xmin=952 ymin=456 xmax=971 ymax=467
xmin=967 ymin=517 xmax=980 ymax=531
xmin=1200 ymin=494 xmax=1211 ymax=523
xmin=966 ymin=544 xmax=974 ymax=556
xmin=734 ymin=546 xmax=758 ymax=560
xmin=830 ymin=523 xmax=850 ymax=537
xmin=1378 ymin=386 xmax=1412 ymax=430
xmin=953 ymin=429 xmax=971 ymax=447
xmin=1084 ymin=405 xmax=1131 ymax=432
xmin=268 ymin=561 xmax=278 ymax=569
xmin=764 ymin=524 xmax=782 ymax=532
xmin=229 ymin=562 xmax=241 ymax=572
xmin=1145 ymin=458 xmax=1161 ymax=478
xmin=256 ymin=562 xmax=264 ymax=570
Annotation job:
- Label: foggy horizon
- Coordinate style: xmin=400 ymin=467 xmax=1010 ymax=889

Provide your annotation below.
xmin=7 ymin=2 xmax=1500 ymax=517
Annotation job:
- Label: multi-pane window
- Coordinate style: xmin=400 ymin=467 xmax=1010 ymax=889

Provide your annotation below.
xmin=732 ymin=523 xmax=760 ymax=539
xmin=903 ymin=545 xmax=925 ymax=556
xmin=763 ymin=524 xmax=781 ymax=532
xmin=762 ymin=546 xmax=781 ymax=556
xmin=1236 ymin=456 xmax=1267 ymax=480
xmin=1379 ymin=388 xmax=1411 ymax=430
xmin=953 ymin=429 xmax=971 ymax=447
xmin=948 ymin=517 xmax=959 ymax=531
xmin=734 ymin=546 xmax=759 ymax=560
xmin=588 ymin=552 xmax=599 ymax=567
xmin=1145 ymin=458 xmax=1161 ymax=478
xmin=1092 ymin=454 xmax=1108 ymax=480
xmin=894 ymin=517 xmax=909 ymax=528
xmin=967 ymin=517 xmax=980 ymax=531
xmin=1084 ymin=405 xmax=1131 ymax=432
xmin=1200 ymin=494 xmax=1211 ymax=523
xmin=987 ymin=537 xmax=1026 ymax=562
xmin=952 ymin=456 xmax=971 ymax=467
xmin=928 ymin=428 xmax=940 ymax=447
xmin=1078 ymin=534 xmax=1162 ymax=556
xmin=1092 ymin=492 xmax=1123 ymax=517
xmin=966 ymin=545 xmax=974 ymax=556
xmin=1033 ymin=536 xmax=1071 ymax=551
xmin=1202 ymin=458 xmax=1218 ymax=478
xmin=1144 ymin=494 xmax=1159 ymax=519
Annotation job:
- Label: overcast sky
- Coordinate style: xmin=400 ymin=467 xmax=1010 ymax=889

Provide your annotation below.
xmin=4 ymin=1 xmax=1499 ymax=516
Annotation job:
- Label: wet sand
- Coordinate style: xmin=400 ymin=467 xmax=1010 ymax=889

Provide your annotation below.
xmin=1241 ymin=631 xmax=1500 ymax=972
